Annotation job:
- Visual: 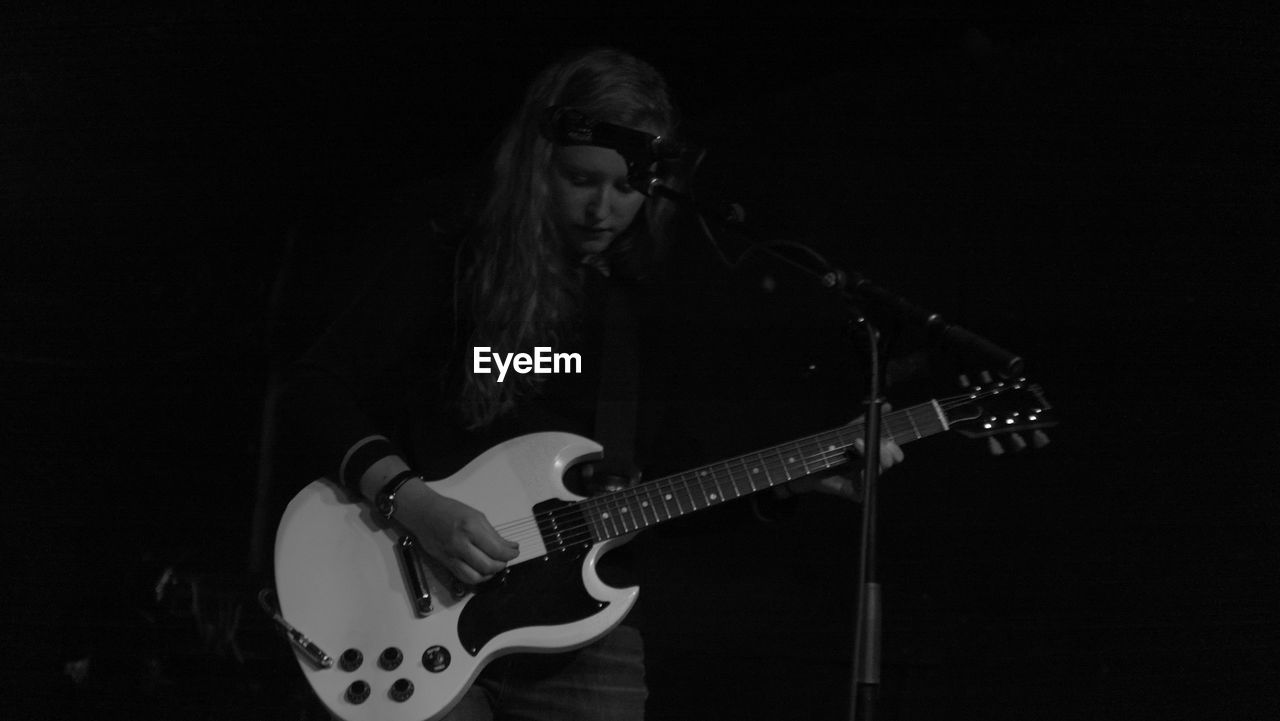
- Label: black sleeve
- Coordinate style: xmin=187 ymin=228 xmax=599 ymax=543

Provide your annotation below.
xmin=276 ymin=233 xmax=457 ymax=491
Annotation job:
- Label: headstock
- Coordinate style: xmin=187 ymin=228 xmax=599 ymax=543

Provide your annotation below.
xmin=942 ymin=373 xmax=1056 ymax=455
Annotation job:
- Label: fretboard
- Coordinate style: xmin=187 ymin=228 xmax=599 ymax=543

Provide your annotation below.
xmin=579 ymin=400 xmax=949 ymax=541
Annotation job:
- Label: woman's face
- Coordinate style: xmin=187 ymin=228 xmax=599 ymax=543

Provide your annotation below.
xmin=548 ymin=143 xmax=648 ymax=256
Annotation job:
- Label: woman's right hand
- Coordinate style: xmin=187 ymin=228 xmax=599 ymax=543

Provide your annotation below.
xmin=392 ymin=481 xmax=520 ymax=585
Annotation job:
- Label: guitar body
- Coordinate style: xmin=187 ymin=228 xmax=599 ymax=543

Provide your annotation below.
xmin=274 ymin=432 xmax=638 ymax=721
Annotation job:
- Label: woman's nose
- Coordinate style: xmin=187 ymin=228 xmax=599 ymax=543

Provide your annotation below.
xmin=586 ymin=187 xmax=611 ymax=222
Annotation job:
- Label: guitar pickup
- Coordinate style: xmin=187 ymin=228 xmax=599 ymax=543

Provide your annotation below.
xmin=397 ymin=535 xmax=433 ymax=616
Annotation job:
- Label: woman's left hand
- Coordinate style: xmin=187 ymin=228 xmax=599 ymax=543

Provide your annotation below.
xmin=785 ymin=408 xmax=905 ymax=501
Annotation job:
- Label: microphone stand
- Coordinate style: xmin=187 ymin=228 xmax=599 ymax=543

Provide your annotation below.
xmin=639 ymin=174 xmax=1021 ymax=721
xmin=844 ymin=281 xmax=885 ymax=721
xmin=724 ymin=240 xmax=892 ymax=720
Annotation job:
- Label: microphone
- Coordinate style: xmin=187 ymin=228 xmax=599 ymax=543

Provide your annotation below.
xmin=835 ymin=271 xmax=1025 ymax=378
xmin=540 ymin=106 xmax=737 ymax=217
xmin=540 ymin=106 xmax=696 ymax=161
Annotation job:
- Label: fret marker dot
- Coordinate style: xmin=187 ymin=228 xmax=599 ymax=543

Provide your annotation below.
xmin=602 ymin=512 xmax=611 ymax=519
xmin=621 ymin=507 xmax=629 ymax=513
xmin=700 ymin=470 xmax=708 ymax=476
xmin=641 ymin=501 xmax=649 ymax=508
xmin=664 ymin=494 xmax=672 ymax=500
xmin=752 ymin=467 xmax=759 ymax=474
xmin=827 ymin=445 xmax=837 ymax=452
xmin=709 ymin=493 xmax=718 ymax=500
xmin=788 ymin=457 xmax=796 ymax=463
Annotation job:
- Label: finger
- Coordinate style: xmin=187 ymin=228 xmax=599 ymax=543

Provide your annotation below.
xmin=449 ymin=558 xmax=488 ymax=586
xmin=459 ymin=543 xmax=509 ymax=579
xmin=468 ymin=520 xmax=520 ymax=561
xmin=819 ymin=475 xmax=859 ymax=499
xmin=853 ymin=437 xmax=901 ymax=463
xmin=889 ymin=441 xmax=904 ymax=464
xmin=877 ymin=441 xmax=903 ymax=469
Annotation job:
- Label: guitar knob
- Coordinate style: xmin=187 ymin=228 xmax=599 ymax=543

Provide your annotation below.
xmin=344 ymin=680 xmax=370 ymax=704
xmin=987 ymin=437 xmax=1004 ymax=456
xmin=423 ymin=645 xmax=452 ymax=673
xmin=339 ymin=648 xmax=363 ymax=672
xmin=1032 ymin=430 xmax=1051 ymax=448
xmin=378 ymin=647 xmax=403 ymax=671
xmin=1007 ymin=433 xmax=1027 ymax=452
xmin=390 ymin=678 xmax=415 ymax=702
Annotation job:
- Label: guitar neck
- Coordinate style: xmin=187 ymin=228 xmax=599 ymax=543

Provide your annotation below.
xmin=580 ymin=400 xmax=950 ymax=541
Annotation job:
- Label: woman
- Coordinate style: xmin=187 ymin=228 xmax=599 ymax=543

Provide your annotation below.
xmin=282 ymin=46 xmax=900 ymax=720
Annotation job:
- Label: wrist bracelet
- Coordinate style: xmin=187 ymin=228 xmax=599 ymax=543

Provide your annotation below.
xmin=374 ymin=470 xmax=421 ymax=521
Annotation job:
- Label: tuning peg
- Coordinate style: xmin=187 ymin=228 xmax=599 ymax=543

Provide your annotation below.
xmin=987 ymin=437 xmax=1004 ymax=456
xmin=1032 ymin=430 xmax=1051 ymax=448
xmin=1007 ymin=432 xmax=1027 ymax=452
xmin=958 ymin=373 xmax=971 ymax=389
xmin=980 ymin=370 xmax=994 ymax=384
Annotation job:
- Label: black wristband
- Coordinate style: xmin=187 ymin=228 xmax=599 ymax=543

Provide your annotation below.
xmin=374 ymin=470 xmax=421 ymax=521
xmin=341 ymin=436 xmax=397 ymax=497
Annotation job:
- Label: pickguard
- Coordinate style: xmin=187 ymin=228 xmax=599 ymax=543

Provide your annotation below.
xmin=456 ymin=545 xmax=608 ymax=655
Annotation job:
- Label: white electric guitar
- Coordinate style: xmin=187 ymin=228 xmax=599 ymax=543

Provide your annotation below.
xmin=272 ymin=378 xmax=1053 ymax=721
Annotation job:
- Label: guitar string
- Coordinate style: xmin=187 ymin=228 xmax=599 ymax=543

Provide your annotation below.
xmin=486 ymin=434 xmax=868 ymax=549
xmin=497 ymin=409 xmax=922 ymax=547
xmin=487 ymin=407 xmax=914 ymax=538
xmin=485 ymin=410 xmax=921 ymax=551
xmin=485 ymin=389 xmax=1028 ymax=551
xmin=486 ymin=389 xmax=1036 ymax=551
xmin=506 ymin=440 xmax=866 ymax=543
xmin=494 ymin=438 xmax=895 ymax=552
xmin=487 ymin=388 xmax=1030 ymax=551
xmin=541 ymin=389 xmax=1045 ymax=548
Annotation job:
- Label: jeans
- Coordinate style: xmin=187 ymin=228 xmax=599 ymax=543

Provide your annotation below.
xmin=439 ymin=625 xmax=647 ymax=721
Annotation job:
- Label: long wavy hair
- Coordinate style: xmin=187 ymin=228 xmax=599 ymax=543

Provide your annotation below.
xmin=454 ymin=47 xmax=682 ymax=429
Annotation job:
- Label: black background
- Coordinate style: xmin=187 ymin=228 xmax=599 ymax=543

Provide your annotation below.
xmin=3 ymin=3 xmax=1278 ymax=719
